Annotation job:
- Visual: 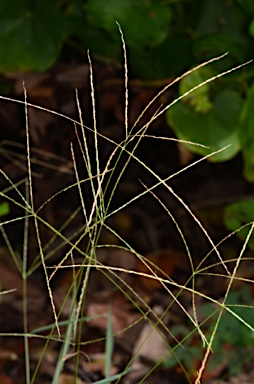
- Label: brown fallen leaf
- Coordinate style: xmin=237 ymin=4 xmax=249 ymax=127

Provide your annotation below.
xmin=58 ymin=373 xmax=86 ymax=384
xmin=87 ymin=299 xmax=139 ymax=335
xmin=0 ymin=374 xmax=14 ymax=384
xmin=126 ymin=305 xmax=170 ymax=383
xmin=82 ymin=352 xmax=118 ymax=377
xmin=136 ymin=247 xmax=187 ymax=292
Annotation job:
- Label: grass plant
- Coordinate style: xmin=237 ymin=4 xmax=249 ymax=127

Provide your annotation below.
xmin=0 ymin=31 xmax=253 ymax=384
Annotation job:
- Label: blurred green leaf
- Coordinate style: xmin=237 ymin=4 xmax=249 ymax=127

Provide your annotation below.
xmin=179 ymin=67 xmax=213 ymax=113
xmin=167 ymin=90 xmax=242 ymax=161
xmin=193 ymin=0 xmax=253 ymax=65
xmin=193 ymin=33 xmax=242 ymax=63
xmin=86 ymin=0 xmax=171 ymax=47
xmin=224 ymin=199 xmax=254 ymax=250
xmin=0 ymin=0 xmax=63 ymax=71
xmin=0 ymin=202 xmax=10 ymax=216
xmin=204 ymin=287 xmax=254 ymax=376
xmin=195 ymin=0 xmax=225 ymax=36
xmin=129 ymin=34 xmax=192 ymax=79
xmin=239 ymin=82 xmax=254 ymax=181
xmin=249 ymin=19 xmax=254 ymax=37
xmin=239 ymin=0 xmax=254 ymax=15
xmin=65 ymin=3 xmax=122 ymax=62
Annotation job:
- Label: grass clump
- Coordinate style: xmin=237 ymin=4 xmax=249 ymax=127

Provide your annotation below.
xmin=0 ymin=31 xmax=253 ymax=384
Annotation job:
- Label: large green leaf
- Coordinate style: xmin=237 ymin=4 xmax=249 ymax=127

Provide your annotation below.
xmin=224 ymin=199 xmax=254 ymax=250
xmin=86 ymin=0 xmax=171 ymax=47
xmin=65 ymin=3 xmax=121 ymax=62
xmin=0 ymin=0 xmax=63 ymax=71
xmin=239 ymin=82 xmax=254 ymax=181
xmin=167 ymin=90 xmax=243 ymax=161
xmin=179 ymin=67 xmax=213 ymax=113
xmin=67 ymin=1 xmax=183 ymax=79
